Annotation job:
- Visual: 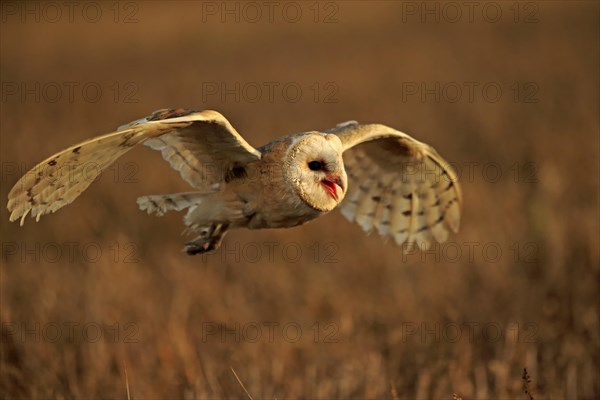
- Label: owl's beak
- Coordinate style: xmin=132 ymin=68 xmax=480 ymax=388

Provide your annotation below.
xmin=321 ymin=174 xmax=345 ymax=201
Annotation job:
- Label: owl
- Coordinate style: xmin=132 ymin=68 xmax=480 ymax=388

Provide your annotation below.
xmin=7 ymin=109 xmax=462 ymax=255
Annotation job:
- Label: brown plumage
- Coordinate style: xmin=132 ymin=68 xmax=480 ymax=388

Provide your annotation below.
xmin=7 ymin=109 xmax=462 ymax=254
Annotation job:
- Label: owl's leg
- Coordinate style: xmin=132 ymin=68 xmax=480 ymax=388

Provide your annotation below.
xmin=184 ymin=223 xmax=229 ymax=255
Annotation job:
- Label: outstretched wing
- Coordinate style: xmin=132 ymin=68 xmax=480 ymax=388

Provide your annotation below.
xmin=329 ymin=122 xmax=462 ymax=250
xmin=7 ymin=109 xmax=261 ymax=225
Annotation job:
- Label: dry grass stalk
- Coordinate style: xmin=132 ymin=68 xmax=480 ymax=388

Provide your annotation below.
xmin=522 ymin=367 xmax=534 ymax=400
xmin=230 ymin=367 xmax=255 ymax=400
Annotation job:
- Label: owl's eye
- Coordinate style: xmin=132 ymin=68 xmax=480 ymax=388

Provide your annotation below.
xmin=307 ymin=161 xmax=323 ymax=171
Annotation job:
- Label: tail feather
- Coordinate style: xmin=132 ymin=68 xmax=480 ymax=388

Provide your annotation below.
xmin=137 ymin=191 xmax=245 ymax=254
xmin=137 ymin=191 xmax=245 ymax=231
xmin=136 ymin=192 xmax=208 ymax=216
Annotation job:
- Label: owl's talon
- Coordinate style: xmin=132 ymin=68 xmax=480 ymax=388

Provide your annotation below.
xmin=185 ymin=243 xmax=210 ymax=255
xmin=184 ymin=224 xmax=228 ymax=255
xmin=184 ymin=239 xmax=212 ymax=255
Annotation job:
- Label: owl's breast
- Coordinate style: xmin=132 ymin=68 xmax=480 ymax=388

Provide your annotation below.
xmin=236 ymin=152 xmax=326 ymax=230
xmin=247 ymin=196 xmax=324 ymax=230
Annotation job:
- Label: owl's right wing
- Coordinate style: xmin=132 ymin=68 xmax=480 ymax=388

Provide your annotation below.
xmin=7 ymin=109 xmax=261 ymax=225
xmin=328 ymin=121 xmax=462 ymax=250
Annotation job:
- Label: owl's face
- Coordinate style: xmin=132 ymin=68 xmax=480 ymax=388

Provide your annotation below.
xmin=285 ymin=133 xmax=347 ymax=212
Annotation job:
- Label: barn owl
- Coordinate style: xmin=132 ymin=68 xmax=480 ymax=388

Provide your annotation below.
xmin=7 ymin=109 xmax=462 ymax=255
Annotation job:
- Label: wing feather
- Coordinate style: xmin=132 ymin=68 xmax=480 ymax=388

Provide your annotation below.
xmin=372 ymin=173 xmax=395 ymax=237
xmin=330 ymin=122 xmax=462 ymax=250
xmin=7 ymin=109 xmax=261 ymax=225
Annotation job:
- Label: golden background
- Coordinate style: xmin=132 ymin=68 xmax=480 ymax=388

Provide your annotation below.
xmin=1 ymin=1 xmax=598 ymax=398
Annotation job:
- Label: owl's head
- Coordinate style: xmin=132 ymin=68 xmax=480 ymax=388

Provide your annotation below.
xmin=284 ymin=132 xmax=347 ymax=212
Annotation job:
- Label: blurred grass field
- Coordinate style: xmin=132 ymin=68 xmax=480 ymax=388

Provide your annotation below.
xmin=1 ymin=1 xmax=598 ymax=398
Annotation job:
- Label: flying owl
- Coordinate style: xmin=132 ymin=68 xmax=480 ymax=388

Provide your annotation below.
xmin=7 ymin=109 xmax=462 ymax=255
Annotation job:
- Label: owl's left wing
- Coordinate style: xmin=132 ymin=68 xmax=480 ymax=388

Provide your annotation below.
xmin=328 ymin=122 xmax=462 ymax=250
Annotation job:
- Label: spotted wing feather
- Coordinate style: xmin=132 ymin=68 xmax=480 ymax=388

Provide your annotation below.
xmin=7 ymin=109 xmax=261 ymax=225
xmin=331 ymin=122 xmax=462 ymax=250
